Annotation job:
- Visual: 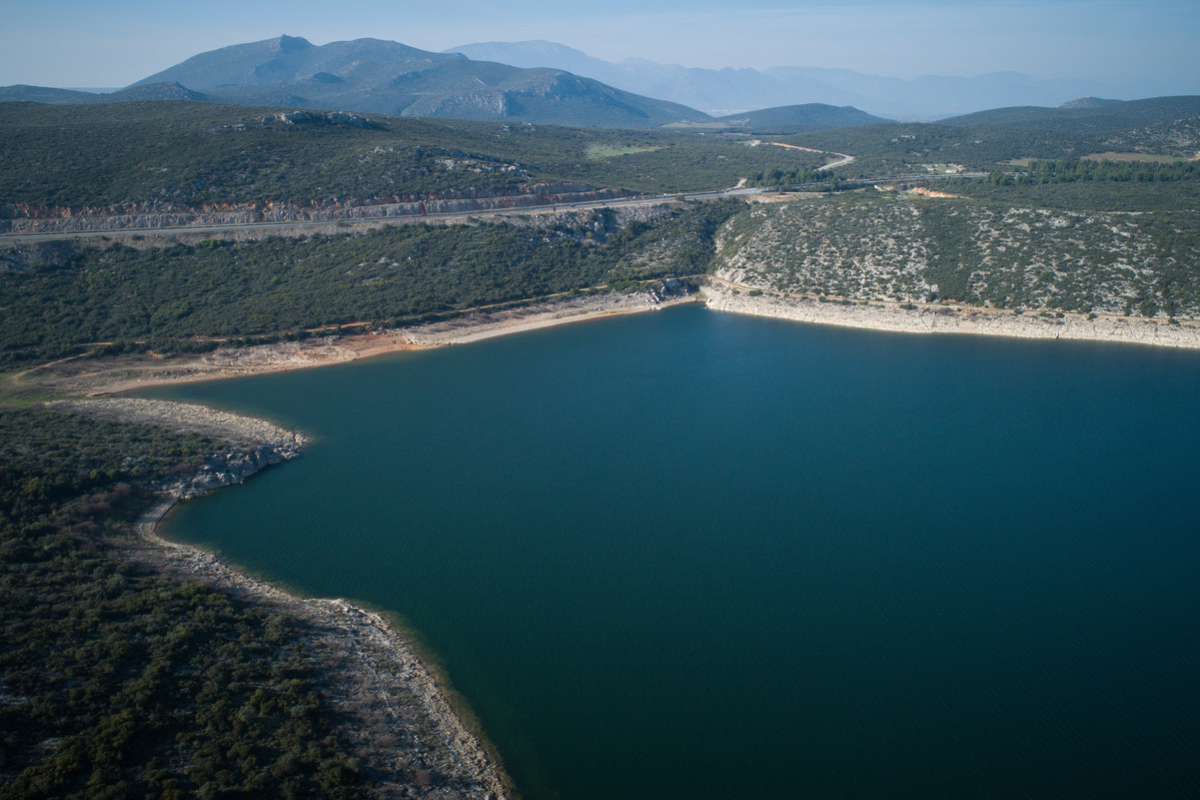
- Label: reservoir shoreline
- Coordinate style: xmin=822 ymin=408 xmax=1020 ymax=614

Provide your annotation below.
xmin=137 ymin=309 xmax=1200 ymax=800
xmin=702 ymin=280 xmax=1200 ymax=349
xmin=36 ymin=282 xmax=1200 ymax=795
xmin=31 ymin=280 xmax=1200 ymax=401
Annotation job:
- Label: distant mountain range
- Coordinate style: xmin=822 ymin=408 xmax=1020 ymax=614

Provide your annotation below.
xmin=122 ymin=35 xmax=712 ymax=128
xmin=2 ymin=35 xmax=1196 ymax=135
xmin=711 ymin=104 xmax=889 ymax=132
xmin=445 ymin=40 xmax=1122 ymax=121
xmin=0 ymin=35 xmax=894 ymax=131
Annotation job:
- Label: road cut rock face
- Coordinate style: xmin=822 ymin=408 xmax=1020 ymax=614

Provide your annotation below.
xmin=0 ymin=183 xmax=638 ymax=234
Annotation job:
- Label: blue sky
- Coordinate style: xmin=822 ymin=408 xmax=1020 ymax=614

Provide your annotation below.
xmin=2 ymin=0 xmax=1197 ymax=94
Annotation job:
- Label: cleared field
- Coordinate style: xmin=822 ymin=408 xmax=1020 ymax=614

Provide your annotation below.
xmin=585 ymin=144 xmax=664 ymax=159
xmin=1083 ymin=151 xmax=1190 ymax=163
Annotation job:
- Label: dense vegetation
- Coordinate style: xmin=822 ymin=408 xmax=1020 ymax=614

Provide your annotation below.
xmin=0 ymin=102 xmax=825 ymax=206
xmin=0 ymin=202 xmax=742 ymax=367
xmin=945 ymin=174 xmax=1200 ymax=213
xmin=2 ymin=100 xmax=1194 ymax=210
xmin=0 ymin=408 xmax=364 ymax=798
xmin=773 ymin=123 xmax=1099 ymax=175
xmin=2 ymin=101 xmax=1199 ymax=376
xmin=743 ymin=166 xmax=833 ymax=188
xmin=5 ymin=86 xmax=1199 ymax=800
xmin=778 ymin=120 xmax=1186 ymax=177
xmin=0 ymin=102 xmax=530 ymax=206
xmin=935 ymin=158 xmax=1200 ymax=212
xmin=998 ymin=158 xmax=1200 ymax=185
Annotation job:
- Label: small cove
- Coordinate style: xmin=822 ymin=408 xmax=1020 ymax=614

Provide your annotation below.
xmin=141 ymin=305 xmax=1200 ymax=799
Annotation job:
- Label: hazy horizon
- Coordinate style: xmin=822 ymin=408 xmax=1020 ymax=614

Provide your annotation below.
xmin=2 ymin=0 xmax=1198 ymax=98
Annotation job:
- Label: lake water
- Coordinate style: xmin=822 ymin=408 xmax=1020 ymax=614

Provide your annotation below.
xmin=142 ymin=306 xmax=1200 ymax=799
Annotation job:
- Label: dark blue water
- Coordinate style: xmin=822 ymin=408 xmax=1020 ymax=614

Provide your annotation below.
xmin=142 ymin=306 xmax=1200 ymax=799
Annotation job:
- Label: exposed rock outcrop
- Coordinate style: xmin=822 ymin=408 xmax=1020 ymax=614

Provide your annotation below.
xmin=159 ymin=441 xmax=297 ymax=498
xmin=49 ymin=398 xmax=304 ymax=448
xmin=260 ymin=110 xmax=380 ymax=128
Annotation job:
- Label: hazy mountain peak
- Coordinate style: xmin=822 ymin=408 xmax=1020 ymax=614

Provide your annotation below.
xmin=715 ymin=102 xmax=890 ymax=130
xmin=276 ymin=34 xmax=314 ymax=53
xmin=445 ymin=40 xmax=615 ymax=76
xmin=128 ymin=35 xmax=456 ymax=92
xmin=446 ymin=40 xmax=1125 ymax=120
xmin=109 ymin=35 xmax=711 ymax=127
xmin=939 ymin=95 xmax=1200 ymax=131
xmin=1057 ymin=96 xmax=1121 ymax=109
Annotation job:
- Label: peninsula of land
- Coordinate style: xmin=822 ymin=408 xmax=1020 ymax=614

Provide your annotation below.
xmin=51 ymin=398 xmax=513 ymax=800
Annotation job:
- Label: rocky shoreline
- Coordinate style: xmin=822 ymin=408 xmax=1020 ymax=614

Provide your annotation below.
xmin=60 ymin=398 xmax=512 ymax=800
xmin=703 ymin=282 xmax=1200 ymax=349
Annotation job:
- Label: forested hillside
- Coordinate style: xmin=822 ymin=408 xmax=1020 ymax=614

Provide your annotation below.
xmin=0 ymin=102 xmax=826 ymax=207
xmin=0 ymin=203 xmax=742 ymax=368
xmin=0 ymin=409 xmax=364 ymax=798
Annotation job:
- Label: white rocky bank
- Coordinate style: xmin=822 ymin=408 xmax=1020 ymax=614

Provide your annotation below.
xmin=704 ymin=283 xmax=1200 ymax=349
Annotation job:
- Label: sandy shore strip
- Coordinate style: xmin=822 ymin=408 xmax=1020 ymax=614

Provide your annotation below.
xmin=19 ymin=288 xmax=692 ymax=398
xmin=704 ymin=282 xmax=1200 ymax=349
xmin=56 ymin=399 xmax=512 ymax=799
xmin=395 ymin=289 xmax=696 ymax=347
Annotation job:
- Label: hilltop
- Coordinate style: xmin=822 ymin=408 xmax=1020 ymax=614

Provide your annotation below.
xmin=3 ymin=35 xmax=711 ymax=129
xmin=939 ymin=95 xmax=1200 ymax=133
xmin=712 ymin=104 xmax=890 ymax=132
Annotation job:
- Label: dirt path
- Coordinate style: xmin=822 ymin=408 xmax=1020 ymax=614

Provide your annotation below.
xmin=765 ymin=141 xmax=856 ymax=169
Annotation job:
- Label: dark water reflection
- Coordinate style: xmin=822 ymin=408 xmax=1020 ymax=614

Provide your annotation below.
xmin=143 ymin=306 xmax=1200 ymax=799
